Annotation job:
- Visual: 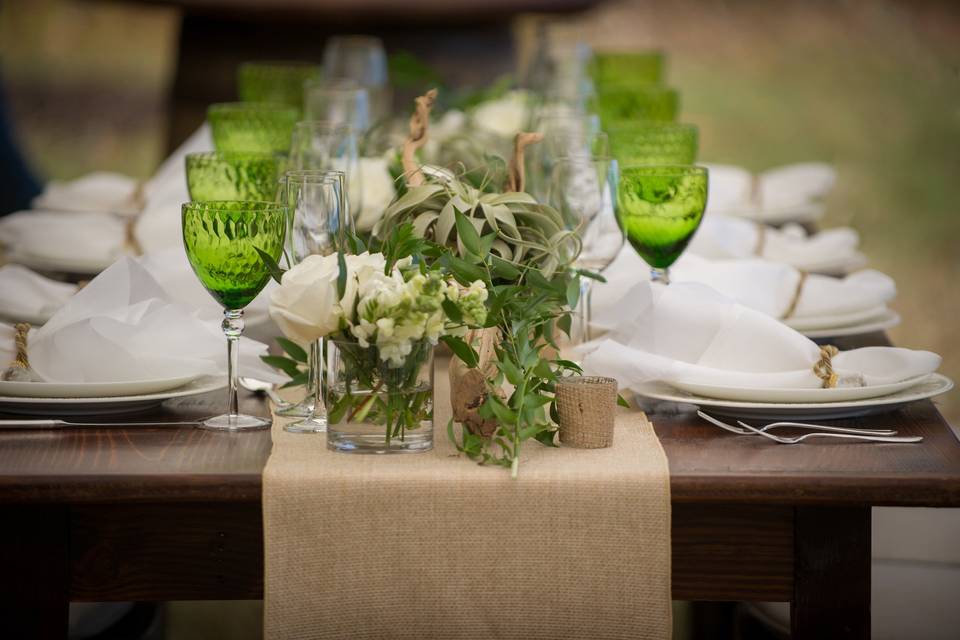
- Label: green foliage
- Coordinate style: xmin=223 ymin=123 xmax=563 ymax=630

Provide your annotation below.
xmin=375 ymin=170 xmax=580 ymax=279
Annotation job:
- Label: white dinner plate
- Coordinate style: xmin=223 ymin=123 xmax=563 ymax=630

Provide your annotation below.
xmin=669 ymin=373 xmax=931 ymax=403
xmin=785 ymin=305 xmax=891 ymax=331
xmin=0 ymin=376 xmax=226 ymax=416
xmin=0 ymin=374 xmax=200 ymax=398
xmin=7 ymin=250 xmax=117 ymax=277
xmin=634 ymin=373 xmax=953 ymax=420
xmin=802 ymin=309 xmax=901 ymax=340
xmin=716 ymin=201 xmax=825 ymax=225
xmin=795 ymin=251 xmax=868 ymax=277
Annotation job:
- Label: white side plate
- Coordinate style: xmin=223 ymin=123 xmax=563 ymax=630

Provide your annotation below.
xmin=634 ymin=374 xmax=953 ymax=421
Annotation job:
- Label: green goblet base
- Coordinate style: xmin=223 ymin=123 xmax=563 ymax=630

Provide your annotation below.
xmin=200 ymin=413 xmax=271 ymax=431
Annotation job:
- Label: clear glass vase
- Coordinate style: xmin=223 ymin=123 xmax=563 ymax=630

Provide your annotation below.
xmin=325 ymin=339 xmax=434 ymax=454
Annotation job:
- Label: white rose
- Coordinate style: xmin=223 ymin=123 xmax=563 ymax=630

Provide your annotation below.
xmin=268 ymin=254 xmax=342 ymax=345
xmin=356 ymin=156 xmax=396 ymax=233
xmin=471 ymin=91 xmax=530 ymax=139
xmin=269 ymin=252 xmax=386 ymax=345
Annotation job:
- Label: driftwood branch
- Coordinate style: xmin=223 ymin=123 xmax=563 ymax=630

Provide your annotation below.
xmin=401 ymin=88 xmax=438 ymax=187
xmin=506 ymin=131 xmax=544 ymax=193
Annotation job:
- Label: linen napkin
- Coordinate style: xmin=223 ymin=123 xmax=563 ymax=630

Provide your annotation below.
xmin=0 ymin=264 xmax=76 ymax=323
xmin=594 ymin=249 xmax=895 ymax=328
xmin=583 ymin=280 xmax=939 ymax=391
xmin=0 ymin=210 xmax=130 ymax=271
xmin=704 ymin=162 xmax=835 ymax=221
xmin=32 ymin=171 xmax=142 ymax=216
xmin=688 ymin=215 xmax=865 ymax=273
xmin=0 ymin=257 xmax=279 ymax=384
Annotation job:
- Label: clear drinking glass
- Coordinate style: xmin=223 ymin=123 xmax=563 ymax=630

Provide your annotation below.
xmin=288 ymin=120 xmax=362 ymax=221
xmin=207 ymin=102 xmax=298 ymax=155
xmin=614 ymin=165 xmax=709 ymax=284
xmin=277 ymin=170 xmax=352 ymax=432
xmin=608 ymin=122 xmax=699 ymax=166
xmin=302 ymin=79 xmax=372 ymax=139
xmin=181 ymin=201 xmax=286 ymax=430
xmin=549 ymin=156 xmax=623 ymax=344
xmin=185 ymin=152 xmax=283 ymax=202
xmin=528 ymin=114 xmax=608 ymax=202
xmin=236 ymin=61 xmax=322 ymax=111
xmin=322 ymin=35 xmax=391 ymax=125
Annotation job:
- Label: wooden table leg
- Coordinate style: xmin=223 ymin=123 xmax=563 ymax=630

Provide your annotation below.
xmin=0 ymin=505 xmax=70 ymax=639
xmin=792 ymin=505 xmax=870 ymax=639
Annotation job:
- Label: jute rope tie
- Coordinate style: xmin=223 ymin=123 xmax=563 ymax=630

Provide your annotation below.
xmin=754 ymin=223 xmax=767 ymax=257
xmin=813 ymin=344 xmax=840 ymax=389
xmin=779 ymin=270 xmax=808 ymax=320
xmin=12 ymin=323 xmax=29 ymax=369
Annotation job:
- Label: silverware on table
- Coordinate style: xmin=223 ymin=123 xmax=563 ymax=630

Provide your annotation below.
xmin=239 ymin=377 xmax=286 ymax=407
xmin=0 ymin=419 xmax=201 ymax=429
xmin=735 ymin=420 xmax=922 ymax=445
xmin=697 ymin=411 xmax=897 ymax=436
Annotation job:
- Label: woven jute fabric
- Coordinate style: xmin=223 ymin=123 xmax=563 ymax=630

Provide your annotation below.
xmin=557 ymin=376 xmax=618 ymax=448
xmin=263 ymin=357 xmax=672 ymax=640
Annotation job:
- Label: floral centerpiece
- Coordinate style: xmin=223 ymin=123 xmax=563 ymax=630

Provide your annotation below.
xmin=269 ymin=245 xmax=487 ymax=453
xmin=373 ymin=89 xmax=598 ymax=476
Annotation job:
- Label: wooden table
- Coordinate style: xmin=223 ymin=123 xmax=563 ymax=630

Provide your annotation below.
xmin=1 ymin=331 xmax=958 ymax=639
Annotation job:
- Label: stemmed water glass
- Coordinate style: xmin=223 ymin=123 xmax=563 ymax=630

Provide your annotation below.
xmin=236 ymin=61 xmax=322 ymax=111
xmin=185 ymin=152 xmax=283 ymax=202
xmin=548 ymin=155 xmax=623 ymax=345
xmin=277 ymin=170 xmax=352 ymax=432
xmin=614 ymin=165 xmax=709 ymax=284
xmin=181 ymin=201 xmax=286 ymax=430
xmin=529 ymin=115 xmax=607 ymax=203
xmin=607 ymin=122 xmax=699 ymax=166
xmin=288 ymin=121 xmax=361 ymax=222
xmin=303 ymin=79 xmax=372 ymax=141
xmin=322 ymin=35 xmax=391 ymax=125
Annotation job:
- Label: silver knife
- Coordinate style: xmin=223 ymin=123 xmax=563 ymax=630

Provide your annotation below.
xmin=0 ymin=419 xmax=202 ymax=429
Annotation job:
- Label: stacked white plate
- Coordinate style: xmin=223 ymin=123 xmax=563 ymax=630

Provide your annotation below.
xmin=635 ymin=373 xmax=953 ymax=420
xmin=785 ymin=305 xmax=901 ymax=339
xmin=0 ymin=375 xmax=226 ymax=416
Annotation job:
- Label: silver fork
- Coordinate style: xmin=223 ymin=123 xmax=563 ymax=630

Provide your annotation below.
xmin=734 ymin=420 xmax=922 ymax=444
xmin=697 ymin=411 xmax=897 ymax=436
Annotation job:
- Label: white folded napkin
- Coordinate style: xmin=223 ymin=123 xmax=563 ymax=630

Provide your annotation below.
xmin=688 ymin=215 xmax=864 ymax=273
xmin=32 ymin=171 xmax=142 ymax=216
xmin=0 ymin=210 xmax=130 ymax=270
xmin=3 ymin=257 xmax=280 ymax=384
xmin=0 ymin=265 xmax=76 ymax=323
xmin=594 ymin=249 xmax=895 ymax=328
xmin=704 ymin=162 xmax=835 ymax=220
xmin=583 ymin=280 xmax=939 ymax=391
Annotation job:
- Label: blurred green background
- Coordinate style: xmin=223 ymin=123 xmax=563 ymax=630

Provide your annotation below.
xmin=4 ymin=0 xmax=954 ymax=423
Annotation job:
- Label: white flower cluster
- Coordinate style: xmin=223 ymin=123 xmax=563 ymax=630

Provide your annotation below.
xmin=269 ymin=251 xmax=488 ymax=368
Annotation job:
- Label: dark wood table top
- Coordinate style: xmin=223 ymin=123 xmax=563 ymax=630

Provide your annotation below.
xmin=1 ymin=332 xmax=958 ymax=507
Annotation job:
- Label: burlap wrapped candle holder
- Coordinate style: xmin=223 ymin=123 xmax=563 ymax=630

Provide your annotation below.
xmin=557 ymin=375 xmax=618 ymax=448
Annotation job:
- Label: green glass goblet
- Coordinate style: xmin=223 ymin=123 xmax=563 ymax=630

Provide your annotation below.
xmin=614 ymin=165 xmax=708 ymax=284
xmin=590 ymin=50 xmax=665 ymax=89
xmin=237 ymin=61 xmax=322 ymax=111
xmin=608 ymin=123 xmax=699 ymax=166
xmin=185 ymin=152 xmax=283 ymax=202
xmin=594 ymin=86 xmax=680 ymax=126
xmin=207 ymin=102 xmax=298 ymax=155
xmin=182 ymin=201 xmax=287 ymax=430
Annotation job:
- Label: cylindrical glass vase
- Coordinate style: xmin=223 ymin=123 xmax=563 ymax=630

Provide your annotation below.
xmin=325 ymin=339 xmax=434 ymax=454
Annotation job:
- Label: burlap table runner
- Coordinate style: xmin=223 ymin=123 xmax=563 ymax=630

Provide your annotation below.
xmin=263 ymin=357 xmax=672 ymax=639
